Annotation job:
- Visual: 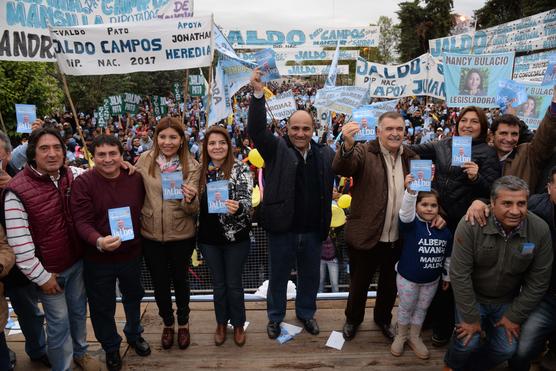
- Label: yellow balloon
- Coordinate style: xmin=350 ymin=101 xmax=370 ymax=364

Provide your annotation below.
xmin=337 ymin=194 xmax=352 ymax=209
xmin=191 ymin=249 xmax=200 ymax=267
xmin=248 ymin=149 xmax=265 ymax=168
xmin=330 ymin=204 xmax=346 ymax=228
xmin=252 ymin=185 xmax=261 ymax=208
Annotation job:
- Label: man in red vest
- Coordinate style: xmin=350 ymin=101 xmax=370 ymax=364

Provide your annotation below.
xmin=4 ymin=128 xmax=102 ymax=371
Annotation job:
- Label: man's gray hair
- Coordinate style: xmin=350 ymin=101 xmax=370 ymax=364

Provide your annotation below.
xmin=378 ymin=111 xmax=404 ymax=127
xmin=0 ymin=131 xmax=12 ymax=153
xmin=491 ymin=175 xmax=529 ymax=200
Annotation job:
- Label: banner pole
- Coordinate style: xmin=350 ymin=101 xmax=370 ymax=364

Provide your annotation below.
xmin=205 ymin=59 xmax=214 ymax=126
xmin=182 ymin=69 xmax=189 ymax=125
xmin=0 ymin=109 xmax=8 ymax=133
xmin=265 ymin=102 xmax=279 ymax=133
xmin=56 ymin=65 xmax=93 ymax=166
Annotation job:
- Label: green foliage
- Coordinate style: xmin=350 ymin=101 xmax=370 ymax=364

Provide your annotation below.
xmin=377 ymin=16 xmax=400 ymax=63
xmin=396 ymin=0 xmax=453 ymax=61
xmin=0 ymin=61 xmax=64 ymax=135
xmin=475 ymin=0 xmax=555 ymax=29
xmin=66 ymin=70 xmax=185 ymax=113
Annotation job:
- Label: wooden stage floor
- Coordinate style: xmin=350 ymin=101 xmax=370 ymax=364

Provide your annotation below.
xmin=5 ymin=299 xmax=513 ymax=370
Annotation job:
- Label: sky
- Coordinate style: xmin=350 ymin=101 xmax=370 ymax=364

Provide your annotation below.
xmin=194 ymin=0 xmax=487 ymax=29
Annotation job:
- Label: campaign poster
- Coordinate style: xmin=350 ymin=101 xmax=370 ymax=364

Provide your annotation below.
xmin=207 ymin=180 xmax=229 ymax=214
xmin=443 ymin=52 xmax=515 ymax=108
xmin=161 ymin=172 xmax=184 ymax=200
xmin=108 ymin=207 xmax=134 ymax=242
xmin=410 ymin=160 xmax=433 ymax=192
xmin=352 ymin=107 xmax=377 ymax=142
xmin=451 ymin=136 xmax=472 ymax=166
xmin=15 ymin=104 xmax=36 ymax=133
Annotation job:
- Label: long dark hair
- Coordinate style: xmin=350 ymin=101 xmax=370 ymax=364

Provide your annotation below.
xmin=148 ymin=117 xmax=190 ymax=179
xmin=198 ymin=126 xmax=234 ymax=194
xmin=455 ymin=106 xmax=488 ymax=142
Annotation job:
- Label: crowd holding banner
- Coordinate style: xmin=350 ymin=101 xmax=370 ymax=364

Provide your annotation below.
xmin=1 ymin=3 xmax=556 ymax=371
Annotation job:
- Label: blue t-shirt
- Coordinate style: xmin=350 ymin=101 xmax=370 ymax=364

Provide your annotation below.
xmin=397 ymin=217 xmax=453 ymax=284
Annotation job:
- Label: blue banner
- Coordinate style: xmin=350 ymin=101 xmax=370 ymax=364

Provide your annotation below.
xmin=443 ymin=52 xmax=515 ymax=108
xmin=514 ymin=82 xmax=554 ymax=130
xmin=254 ymin=49 xmax=281 ymax=83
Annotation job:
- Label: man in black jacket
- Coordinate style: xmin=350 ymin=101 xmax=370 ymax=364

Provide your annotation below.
xmin=248 ymin=70 xmax=335 ymax=339
xmin=510 ymin=166 xmax=556 ymax=371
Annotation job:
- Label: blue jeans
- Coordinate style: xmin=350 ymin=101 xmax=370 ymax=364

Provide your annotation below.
xmin=83 ymin=257 xmax=145 ymax=353
xmin=444 ymin=303 xmax=517 ymax=371
xmin=6 ymin=283 xmax=47 ymax=359
xmin=319 ymin=259 xmax=339 ymax=293
xmin=199 ymin=240 xmax=250 ymax=326
xmin=510 ymin=294 xmax=556 ymax=371
xmin=38 ymin=260 xmax=88 ymax=371
xmin=267 ymin=232 xmax=321 ymax=323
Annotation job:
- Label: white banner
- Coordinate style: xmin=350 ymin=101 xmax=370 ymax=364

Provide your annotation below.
xmin=313 ymin=86 xmax=369 ymax=115
xmin=266 ymin=91 xmax=297 ymax=120
xmin=513 ymin=51 xmax=553 ymax=83
xmin=49 ymin=17 xmax=213 ymax=76
xmin=278 ymin=64 xmax=349 ymax=76
xmin=0 ymin=0 xmax=194 ymax=62
xmin=238 ymin=49 xmax=359 ymax=62
xmin=429 ymin=10 xmax=556 ymax=57
xmin=223 ymin=26 xmax=379 ymax=49
xmin=208 ymin=60 xmax=231 ymax=126
xmin=355 ymin=54 xmax=445 ymax=100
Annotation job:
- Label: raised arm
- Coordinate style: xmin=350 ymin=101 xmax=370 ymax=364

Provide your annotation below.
xmin=331 ymin=122 xmax=366 ymax=177
xmin=247 ymin=69 xmax=278 ymax=163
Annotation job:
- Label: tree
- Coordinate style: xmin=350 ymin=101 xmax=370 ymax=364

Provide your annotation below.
xmin=397 ymin=0 xmax=427 ymax=61
xmin=0 ymin=61 xmax=64 ymax=136
xmin=66 ymin=70 xmax=185 ymax=113
xmin=377 ymin=16 xmax=400 ymax=64
xmin=396 ymin=0 xmax=453 ymax=61
xmin=475 ymin=0 xmax=555 ymax=29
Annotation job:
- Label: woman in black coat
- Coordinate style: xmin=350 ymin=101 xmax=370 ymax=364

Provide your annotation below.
xmin=410 ymin=106 xmax=500 ymax=232
xmin=409 ymin=106 xmax=500 ymax=346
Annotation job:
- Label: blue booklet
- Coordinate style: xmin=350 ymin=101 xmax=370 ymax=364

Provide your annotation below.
xmin=543 ymin=53 xmax=556 ymax=84
xmin=451 ymin=136 xmax=472 ymax=166
xmin=161 ymin=172 xmax=183 ymax=200
xmin=352 ymin=107 xmax=377 ymax=142
xmin=108 ymin=207 xmax=134 ymax=242
xmin=254 ymin=49 xmax=281 ymax=83
xmin=207 ymin=180 xmax=229 ymax=214
xmin=410 ymin=160 xmax=433 ymax=192
xmin=15 ymin=104 xmax=36 ymax=134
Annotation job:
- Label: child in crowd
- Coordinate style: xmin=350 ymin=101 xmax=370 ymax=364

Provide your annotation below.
xmin=319 ymin=231 xmax=340 ymax=293
xmin=391 ymin=175 xmax=452 ymax=360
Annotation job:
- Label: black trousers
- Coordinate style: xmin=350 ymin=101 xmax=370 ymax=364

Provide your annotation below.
xmin=143 ymin=237 xmax=195 ymax=326
xmin=345 ymin=241 xmax=401 ymax=326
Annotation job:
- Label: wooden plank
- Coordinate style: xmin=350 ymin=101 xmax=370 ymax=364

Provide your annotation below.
xmin=6 ymin=300 xmax=541 ymax=370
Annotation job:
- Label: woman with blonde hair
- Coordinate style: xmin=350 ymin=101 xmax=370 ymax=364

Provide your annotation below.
xmin=136 ymin=117 xmax=200 ymax=350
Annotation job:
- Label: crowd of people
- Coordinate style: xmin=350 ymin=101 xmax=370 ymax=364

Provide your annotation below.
xmin=0 ymin=68 xmax=554 ymax=371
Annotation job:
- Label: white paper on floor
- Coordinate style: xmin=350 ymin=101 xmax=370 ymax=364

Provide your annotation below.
xmin=276 ymin=322 xmax=303 ymax=344
xmin=325 ymin=331 xmax=345 ymax=350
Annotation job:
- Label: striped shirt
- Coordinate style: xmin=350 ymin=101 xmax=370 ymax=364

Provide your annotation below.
xmin=4 ymin=166 xmax=86 ymax=286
